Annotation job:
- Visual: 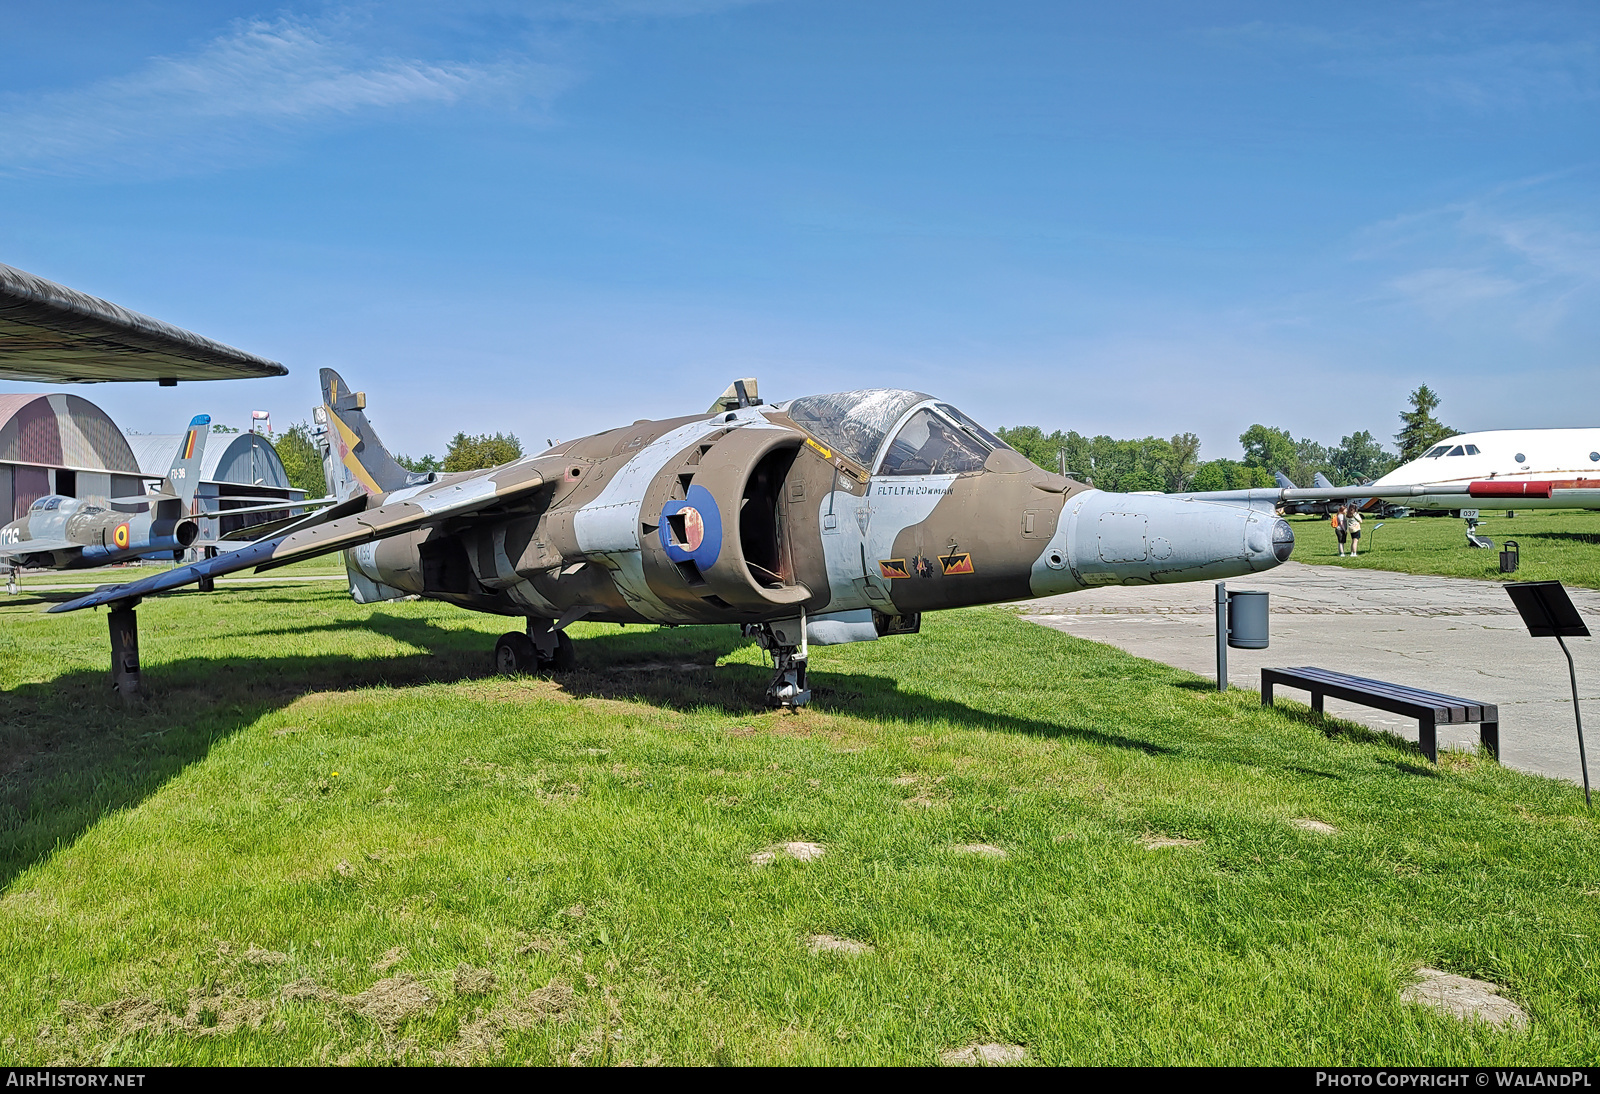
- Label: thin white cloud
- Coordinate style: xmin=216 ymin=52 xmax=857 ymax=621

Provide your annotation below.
xmin=0 ymin=15 xmax=569 ymax=177
xmin=1357 ymin=189 xmax=1600 ymax=338
xmin=1211 ymin=18 xmax=1600 ymax=109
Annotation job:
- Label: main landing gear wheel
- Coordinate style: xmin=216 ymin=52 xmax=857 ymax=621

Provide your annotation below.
xmin=494 ymin=624 xmax=577 ymax=675
xmin=495 ymin=632 xmax=540 ymax=674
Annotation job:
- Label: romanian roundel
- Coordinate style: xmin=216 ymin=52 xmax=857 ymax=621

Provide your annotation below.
xmin=113 ymin=523 xmax=131 ymax=550
xmin=659 ymin=484 xmax=722 ymax=571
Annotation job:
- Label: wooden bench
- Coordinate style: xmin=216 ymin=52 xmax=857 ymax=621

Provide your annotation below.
xmin=1260 ymin=666 xmax=1499 ymax=763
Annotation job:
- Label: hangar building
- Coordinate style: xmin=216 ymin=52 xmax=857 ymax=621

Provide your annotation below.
xmin=0 ymin=392 xmax=307 ymax=541
xmin=128 ymin=430 xmax=306 ymax=540
xmin=0 ymin=393 xmax=146 ymax=519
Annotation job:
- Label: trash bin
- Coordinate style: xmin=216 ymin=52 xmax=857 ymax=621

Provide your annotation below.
xmin=1227 ymin=590 xmax=1270 ymax=650
xmin=1500 ymin=540 xmax=1520 ymax=574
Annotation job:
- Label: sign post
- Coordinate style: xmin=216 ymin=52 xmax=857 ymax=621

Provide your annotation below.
xmin=1216 ymin=583 xmax=1227 ymax=691
xmin=1505 ymin=581 xmax=1591 ymax=808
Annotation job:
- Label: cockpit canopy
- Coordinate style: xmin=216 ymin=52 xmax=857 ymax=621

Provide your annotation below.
xmin=28 ymin=495 xmax=66 ymax=512
xmin=1422 ymin=443 xmax=1479 ymax=458
xmin=780 ymin=389 xmax=1014 ymax=476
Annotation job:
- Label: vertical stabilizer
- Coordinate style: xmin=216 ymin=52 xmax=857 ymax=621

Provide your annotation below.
xmin=161 ymin=415 xmax=210 ymax=513
xmin=316 ymin=369 xmax=429 ymax=498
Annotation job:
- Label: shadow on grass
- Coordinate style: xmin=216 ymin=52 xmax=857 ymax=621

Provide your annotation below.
xmin=1170 ymin=678 xmax=1432 ymax=762
xmin=0 ymin=609 xmax=1172 ymax=888
xmin=1520 ymin=531 xmax=1600 ymax=546
xmin=0 ymin=614 xmax=508 ymax=888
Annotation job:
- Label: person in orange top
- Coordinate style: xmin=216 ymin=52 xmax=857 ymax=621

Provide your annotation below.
xmin=1331 ymin=506 xmax=1347 ymax=556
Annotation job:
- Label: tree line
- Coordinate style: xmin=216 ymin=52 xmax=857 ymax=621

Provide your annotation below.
xmin=269 ymin=425 xmax=526 ymax=497
xmin=996 ymin=385 xmax=1456 ymax=493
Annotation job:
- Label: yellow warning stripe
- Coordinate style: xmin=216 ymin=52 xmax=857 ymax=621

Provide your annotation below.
xmin=327 ymin=405 xmax=383 ymax=495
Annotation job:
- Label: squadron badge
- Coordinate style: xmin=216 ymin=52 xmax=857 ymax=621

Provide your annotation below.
xmin=939 ymin=551 xmax=974 ymax=575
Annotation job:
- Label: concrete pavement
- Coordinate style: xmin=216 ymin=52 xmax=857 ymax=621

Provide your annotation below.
xmin=1016 ymin=561 xmax=1600 ymax=786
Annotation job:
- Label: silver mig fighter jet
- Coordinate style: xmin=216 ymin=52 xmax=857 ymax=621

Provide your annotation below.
xmin=2 ymin=416 xmax=214 ymax=593
xmin=55 ymin=371 xmax=1296 ymax=704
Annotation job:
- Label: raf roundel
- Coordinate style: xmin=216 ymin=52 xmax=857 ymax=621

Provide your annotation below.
xmin=659 ymin=484 xmax=723 ymax=571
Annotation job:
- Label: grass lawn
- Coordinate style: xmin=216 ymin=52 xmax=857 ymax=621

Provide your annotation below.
xmin=1 ymin=584 xmax=1597 ymax=1066
xmin=1292 ymin=508 xmax=1600 ymax=590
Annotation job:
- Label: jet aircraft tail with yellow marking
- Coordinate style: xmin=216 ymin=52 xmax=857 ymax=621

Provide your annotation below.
xmin=317 ymin=368 xmax=432 ymax=499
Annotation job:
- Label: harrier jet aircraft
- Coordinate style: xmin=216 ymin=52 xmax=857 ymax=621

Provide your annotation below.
xmin=55 ymin=370 xmax=1295 ymax=705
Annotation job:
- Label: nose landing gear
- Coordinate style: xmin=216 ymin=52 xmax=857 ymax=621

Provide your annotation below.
xmin=1464 ymin=513 xmax=1494 ymax=549
xmin=746 ymin=615 xmax=811 ymax=710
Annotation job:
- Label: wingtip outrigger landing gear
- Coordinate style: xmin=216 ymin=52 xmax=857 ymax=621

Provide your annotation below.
xmin=748 ymin=611 xmax=811 ymax=710
xmin=107 ymin=598 xmax=143 ymax=704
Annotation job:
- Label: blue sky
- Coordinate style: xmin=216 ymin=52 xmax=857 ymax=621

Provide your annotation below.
xmin=1 ymin=1 xmax=1597 ymax=462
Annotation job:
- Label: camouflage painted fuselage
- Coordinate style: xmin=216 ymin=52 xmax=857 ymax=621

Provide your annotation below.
xmin=335 ymin=394 xmax=1294 ymax=636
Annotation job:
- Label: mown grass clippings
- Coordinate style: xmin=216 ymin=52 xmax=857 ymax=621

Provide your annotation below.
xmin=1 ymin=586 xmax=1597 ymax=1064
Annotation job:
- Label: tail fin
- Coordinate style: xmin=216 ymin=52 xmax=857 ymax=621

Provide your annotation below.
xmin=1312 ymin=472 xmax=1336 ymax=489
xmin=161 ymin=415 xmax=209 ymax=512
xmin=314 ymin=368 xmax=429 ymax=498
xmin=1274 ymin=471 xmax=1298 ymax=490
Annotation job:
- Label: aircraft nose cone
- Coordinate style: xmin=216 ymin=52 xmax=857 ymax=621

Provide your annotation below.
xmin=1272 ymin=518 xmax=1294 ymax=562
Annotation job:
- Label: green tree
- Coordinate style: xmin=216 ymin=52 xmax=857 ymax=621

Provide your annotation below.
xmin=1394 ymin=385 xmax=1455 ymax=462
xmin=1165 ymin=432 xmax=1201 ymax=492
xmin=210 ymin=423 xmax=239 ymax=434
xmin=995 ymin=427 xmax=1202 ymax=492
xmin=1189 ymin=460 xmax=1233 ymax=492
xmin=1239 ymin=424 xmax=1298 ymax=476
xmin=1291 ymin=438 xmax=1334 ymax=487
xmin=272 ymin=421 xmax=327 ymax=496
xmin=397 ymin=452 xmax=441 ymax=473
xmin=443 ymin=431 xmax=523 ymax=472
xmin=1329 ymin=430 xmax=1397 ymax=484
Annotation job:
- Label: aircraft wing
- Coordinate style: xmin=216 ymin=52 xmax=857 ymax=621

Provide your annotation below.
xmin=0 ymin=263 xmax=286 ymax=384
xmin=0 ymin=538 xmax=78 ymax=556
xmin=1176 ymin=481 xmax=1555 ymax=507
xmin=49 ymin=458 xmax=560 ymax=613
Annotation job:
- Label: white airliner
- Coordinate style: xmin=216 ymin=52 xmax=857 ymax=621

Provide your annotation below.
xmin=1184 ymin=428 xmax=1600 ymax=514
xmin=1364 ymin=428 xmax=1600 ymax=512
